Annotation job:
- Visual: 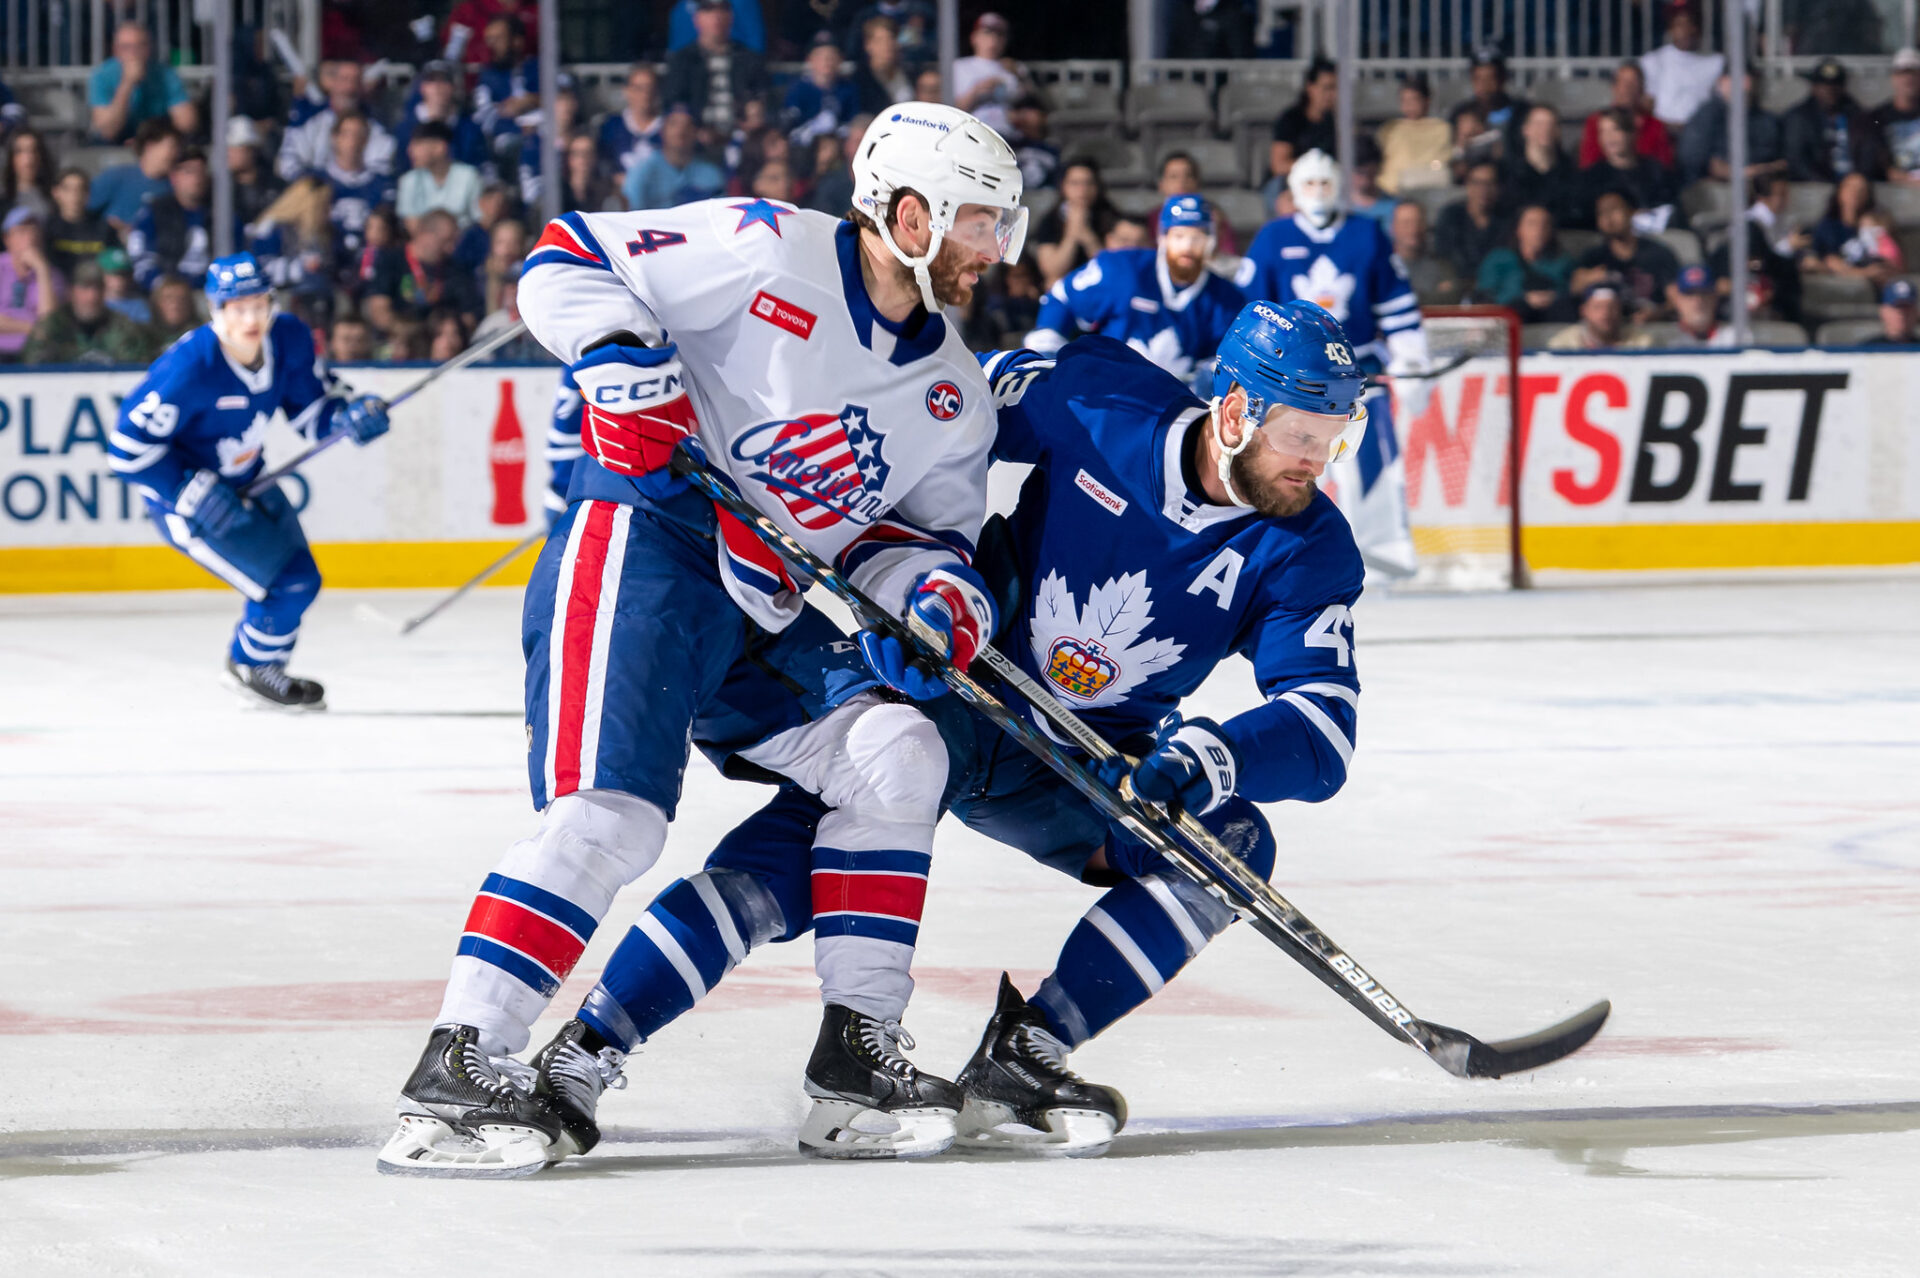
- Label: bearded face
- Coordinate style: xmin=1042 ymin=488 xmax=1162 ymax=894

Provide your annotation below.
xmin=1162 ymin=226 xmax=1210 ymax=286
xmin=1229 ymin=443 xmax=1320 ymax=518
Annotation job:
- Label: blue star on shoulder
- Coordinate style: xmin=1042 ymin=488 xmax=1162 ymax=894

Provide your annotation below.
xmin=841 ymin=407 xmax=890 ymax=489
xmin=729 ymin=199 xmax=798 ymax=236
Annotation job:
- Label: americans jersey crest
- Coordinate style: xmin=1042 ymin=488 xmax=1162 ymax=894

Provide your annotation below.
xmin=1029 ymin=570 xmax=1186 ymax=707
xmin=729 ymin=404 xmax=890 ymax=530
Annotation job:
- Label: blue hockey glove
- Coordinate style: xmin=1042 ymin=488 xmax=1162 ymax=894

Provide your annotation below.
xmin=336 ymin=395 xmax=390 ymax=445
xmin=1125 ymin=716 xmax=1242 ymax=816
xmin=173 ymin=469 xmax=246 ymax=540
xmin=903 ymin=566 xmax=994 ymax=672
xmin=856 ymin=629 xmax=949 ymax=701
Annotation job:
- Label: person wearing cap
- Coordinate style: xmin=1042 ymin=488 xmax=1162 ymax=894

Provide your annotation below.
xmin=1549 ymin=277 xmax=1654 ymax=350
xmin=1865 ymin=48 xmax=1920 ymax=183
xmin=623 ymin=104 xmax=727 ymax=210
xmin=952 ymin=12 xmax=1035 ymax=135
xmin=853 ymin=16 xmax=918 ymax=116
xmin=1667 ymin=264 xmax=1734 ymax=346
xmin=87 ymin=21 xmax=196 ymax=146
xmin=1449 ymin=43 xmax=1532 ymax=158
xmin=0 ymin=206 xmax=60 ymax=359
xmin=225 ymin=116 xmax=286 ymax=234
xmin=1639 ymin=2 xmax=1725 ymax=130
xmin=1579 ymin=60 xmax=1676 ymax=171
xmin=1376 ymin=73 xmax=1453 ymax=194
xmin=662 ymin=0 xmax=770 ymax=143
xmin=398 ymin=120 xmax=484 ymax=231
xmin=97 ymin=247 xmax=149 ymax=325
xmin=1680 ymin=66 xmax=1787 ymax=187
xmin=1026 ymin=193 xmax=1245 ymax=387
xmin=22 ymin=258 xmax=155 ymax=365
xmin=1867 ymin=278 xmax=1920 ymax=344
xmin=1782 ymin=58 xmax=1875 ymax=183
xmin=784 ymin=31 xmax=861 ymax=148
xmin=1155 ymin=151 xmax=1239 ymax=253
xmin=395 ymin=62 xmax=491 ymax=174
xmin=44 ymin=168 xmax=119 ymax=283
xmin=127 ymin=147 xmax=213 ymax=294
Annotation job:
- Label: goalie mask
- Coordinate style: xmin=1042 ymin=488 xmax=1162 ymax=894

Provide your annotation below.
xmin=1287 ymin=149 xmax=1342 ymax=229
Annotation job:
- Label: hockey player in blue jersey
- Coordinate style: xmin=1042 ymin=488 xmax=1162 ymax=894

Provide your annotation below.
xmin=523 ymin=300 xmax=1368 ymax=1160
xmin=1027 ymin=193 xmax=1245 ymax=387
xmin=105 ymin=253 xmax=390 ymax=709
xmin=1239 ymin=149 xmax=1427 ymax=576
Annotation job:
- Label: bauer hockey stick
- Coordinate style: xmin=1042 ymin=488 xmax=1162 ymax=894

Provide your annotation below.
xmin=399 ymin=529 xmax=547 ymax=634
xmin=246 ymin=320 xmax=531 ymax=498
xmin=671 ymin=441 xmax=1609 ymax=1079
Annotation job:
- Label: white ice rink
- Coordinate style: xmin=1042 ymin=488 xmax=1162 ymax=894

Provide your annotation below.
xmin=3 ymin=574 xmax=1916 ymax=1276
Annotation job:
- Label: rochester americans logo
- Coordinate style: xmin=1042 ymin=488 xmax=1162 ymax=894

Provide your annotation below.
xmin=730 ymin=404 xmax=891 ymax=529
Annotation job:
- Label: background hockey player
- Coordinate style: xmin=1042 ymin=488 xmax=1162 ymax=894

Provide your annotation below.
xmin=1238 ymin=149 xmax=1428 ymax=577
xmin=1026 ymin=193 xmax=1245 ymax=388
xmin=379 ymin=103 xmax=1027 ymax=1176
xmin=534 ymin=300 xmax=1368 ymax=1160
xmin=104 ymin=253 xmax=390 ymax=709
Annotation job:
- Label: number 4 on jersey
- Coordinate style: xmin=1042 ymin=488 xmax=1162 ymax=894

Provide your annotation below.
xmin=1305 ymin=603 xmax=1354 ymax=666
xmin=626 ymin=230 xmax=688 ymax=256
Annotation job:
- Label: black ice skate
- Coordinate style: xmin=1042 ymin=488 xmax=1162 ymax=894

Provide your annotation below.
xmin=375 ymin=1024 xmax=563 ymax=1178
xmin=798 ymin=1003 xmax=961 ymax=1159
xmin=225 ymin=659 xmax=326 ymax=710
xmin=952 ymin=974 xmax=1128 ymax=1158
xmin=531 ymin=1018 xmax=628 ymax=1159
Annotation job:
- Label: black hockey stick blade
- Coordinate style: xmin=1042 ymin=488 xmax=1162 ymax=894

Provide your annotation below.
xmin=1420 ymin=1000 xmax=1612 ymax=1079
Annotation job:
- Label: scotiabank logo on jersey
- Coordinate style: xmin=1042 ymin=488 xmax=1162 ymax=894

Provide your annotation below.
xmin=730 ymin=404 xmax=891 ymax=529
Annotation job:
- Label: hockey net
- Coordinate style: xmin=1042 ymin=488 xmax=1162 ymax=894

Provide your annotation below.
xmin=1398 ymin=306 xmax=1527 ymax=590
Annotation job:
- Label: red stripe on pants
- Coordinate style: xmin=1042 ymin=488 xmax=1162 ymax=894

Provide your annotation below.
xmin=463 ymin=895 xmax=588 ymax=982
xmin=811 ymin=871 xmax=929 ymax=922
xmin=551 ymin=501 xmax=617 ymax=797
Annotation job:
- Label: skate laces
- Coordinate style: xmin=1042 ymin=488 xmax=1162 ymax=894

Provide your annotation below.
xmin=1015 ymin=1023 xmax=1082 ymax=1081
xmin=454 ymin=1036 xmax=522 ymax=1098
xmin=857 ymin=1017 xmax=918 ymax=1077
xmin=251 ymin=663 xmax=293 ymax=695
xmin=546 ymin=1039 xmax=628 ymax=1113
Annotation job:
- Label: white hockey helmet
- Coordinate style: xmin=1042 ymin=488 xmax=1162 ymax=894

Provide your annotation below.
xmin=853 ymin=102 xmax=1027 ymax=311
xmin=1288 ymin=148 xmax=1342 ymax=228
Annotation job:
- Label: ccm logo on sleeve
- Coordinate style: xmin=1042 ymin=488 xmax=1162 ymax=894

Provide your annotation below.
xmin=1074 ymin=468 xmax=1128 ymax=516
xmin=749 ymin=290 xmax=816 ymax=340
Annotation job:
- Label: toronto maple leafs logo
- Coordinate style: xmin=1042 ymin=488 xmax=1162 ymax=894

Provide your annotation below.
xmin=214 ymin=411 xmax=272 ymax=476
xmin=1289 ymin=255 xmax=1355 ymax=322
xmin=1029 ymin=570 xmax=1185 ymax=707
xmin=1127 ymin=327 xmax=1194 ymax=380
xmin=730 ymin=404 xmax=889 ymax=530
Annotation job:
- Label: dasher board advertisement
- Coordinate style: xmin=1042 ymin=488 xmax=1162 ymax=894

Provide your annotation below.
xmin=0 ymin=364 xmax=562 ymax=592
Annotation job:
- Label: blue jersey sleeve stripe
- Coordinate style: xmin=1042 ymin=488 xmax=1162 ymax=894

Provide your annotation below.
xmin=1375 ymin=292 xmax=1418 ymax=314
xmin=1379 ymin=310 xmax=1422 ymax=332
xmin=1277 ymin=691 xmax=1355 ymax=770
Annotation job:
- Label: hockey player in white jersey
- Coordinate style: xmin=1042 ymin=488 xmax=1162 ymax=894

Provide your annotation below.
xmin=378 ymin=103 xmax=1027 ymax=1176
xmin=1239 ymin=149 xmax=1427 ymax=576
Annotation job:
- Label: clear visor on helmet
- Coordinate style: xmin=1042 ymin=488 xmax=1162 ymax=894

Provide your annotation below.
xmin=1249 ymin=400 xmax=1369 ymax=466
xmin=946 ymin=202 xmax=1029 ymax=265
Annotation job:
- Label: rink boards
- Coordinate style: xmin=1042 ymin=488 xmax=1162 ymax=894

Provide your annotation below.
xmin=3 ymin=348 xmax=1920 ymax=591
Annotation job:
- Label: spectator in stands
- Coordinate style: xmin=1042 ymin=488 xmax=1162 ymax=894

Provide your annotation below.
xmin=88 ymin=22 xmax=197 ymax=145
xmin=1783 ymin=58 xmax=1876 ymax=184
xmin=473 ymin=277 xmax=549 ymax=361
xmin=99 ymin=248 xmax=148 ymax=325
xmin=0 ymin=208 xmax=61 ymax=360
xmin=483 ymin=218 xmax=528 ymax=315
xmin=428 ymin=308 xmax=470 ymax=362
xmin=1153 ymin=151 xmax=1239 ymax=254
xmin=321 ymin=113 xmax=396 ymax=273
xmin=1450 ymin=44 xmax=1531 ymax=159
xmin=23 ymin=259 xmax=154 ymax=366
xmin=1271 ymin=56 xmax=1338 ymax=184
xmin=1665 ymin=264 xmax=1732 ymax=345
xmin=1745 ymin=171 xmax=1813 ymax=259
xmin=1377 ymin=73 xmax=1452 ymax=194
xmin=353 ymin=207 xmax=408 ymax=331
xmin=1571 ymin=190 xmax=1681 ymax=317
xmin=0 ymin=74 xmax=25 ymax=135
xmin=663 ymin=0 xmax=770 ymax=143
xmin=1475 ymin=204 xmax=1574 ymax=324
xmin=279 ymin=61 xmax=398 ymax=182
xmin=1577 ymin=108 xmax=1682 ymax=230
xmin=1032 ymin=158 xmax=1120 ymax=286
xmin=90 ymin=120 xmax=180 ymax=237
xmin=329 ymin=312 xmax=375 ymax=362
xmin=455 ymin=183 xmax=515 ymax=275
xmin=45 ymin=170 xmax=117 ymax=282
xmin=853 ymin=17 xmax=916 ymax=115
xmin=1345 ymin=136 xmax=1398 ymax=229
xmin=366 ymin=208 xmax=484 ymax=329
xmin=395 ymin=62 xmax=491 ymax=175
xmin=1806 ymin=171 xmax=1899 ymax=289
xmin=1434 ymin=160 xmax=1511 ymax=286
xmin=444 ymin=0 xmax=540 ymax=66
xmin=625 ymin=106 xmax=727 ymax=209
xmin=806 ymin=115 xmax=867 ymax=214
xmin=1866 ymin=278 xmax=1920 ymax=343
xmin=514 ymin=77 xmax=585 ymax=208
xmin=668 ymin=0 xmax=770 ymax=54
xmin=148 ymin=273 xmax=198 ymax=346
xmin=1680 ymin=68 xmax=1787 ymax=187
xmin=562 ymin=133 xmax=618 ymax=212
xmin=1391 ymin=200 xmax=1463 ymax=305
xmin=1866 ymin=47 xmax=1920 ymax=184
xmin=382 ymin=317 xmax=429 ymax=360
xmin=1167 ymin=0 xmax=1255 ymax=59
xmin=785 ymin=32 xmax=859 ymax=148
xmin=913 ymin=67 xmax=943 ymax=104
xmin=247 ymin=175 xmax=333 ymax=296
xmin=1639 ymin=1 xmax=1724 ymax=131
xmin=1505 ymin=105 xmax=1581 ymax=231
xmin=952 ymin=13 xmax=1033 ymax=135
xmin=1580 ymin=60 xmax=1675 ymax=170
xmin=750 ymin=158 xmax=796 ymax=203
xmin=600 ymin=65 xmax=665 ymax=179
xmin=4 ymin=130 xmax=54 ymax=223
xmin=1003 ymin=96 xmax=1060 ymax=191
xmin=842 ymin=1 xmax=934 ymax=65
xmin=977 ymin=257 xmax=1043 ymax=348
xmin=1550 ymin=277 xmax=1653 ymax=349
xmin=1449 ymin=105 xmax=1503 ymax=184
xmin=1105 ymin=219 xmax=1151 ymax=250
xmin=128 ymin=148 xmax=211 ymax=293
xmin=226 ymin=117 xmax=284 ymax=234
xmin=474 ymin=15 xmax=542 ymax=161
xmin=399 ymin=121 xmax=484 ymax=231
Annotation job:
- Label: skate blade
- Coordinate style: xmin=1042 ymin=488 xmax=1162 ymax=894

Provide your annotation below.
xmin=951 ymin=1100 xmax=1118 ymax=1159
xmin=797 ymin=1098 xmax=956 ymax=1160
xmin=374 ymin=1113 xmax=555 ymax=1178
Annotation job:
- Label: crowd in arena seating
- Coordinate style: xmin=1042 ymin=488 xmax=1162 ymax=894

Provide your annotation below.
xmin=1 ymin=0 xmax=1918 ymax=365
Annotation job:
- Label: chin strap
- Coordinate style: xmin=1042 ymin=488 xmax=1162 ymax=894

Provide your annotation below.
xmin=1208 ymin=398 xmax=1256 ymax=509
xmin=874 ymin=217 xmax=946 ymax=313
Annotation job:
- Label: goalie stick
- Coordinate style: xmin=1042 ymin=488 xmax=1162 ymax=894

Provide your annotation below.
xmin=670 ymin=440 xmax=1609 ymax=1079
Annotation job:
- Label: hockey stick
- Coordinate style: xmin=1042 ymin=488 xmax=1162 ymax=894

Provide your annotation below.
xmin=400 ymin=530 xmax=546 ymax=635
xmin=246 ymin=320 xmax=531 ymax=498
xmin=670 ymin=441 xmax=1609 ymax=1079
xmin=1361 ymin=349 xmax=1474 ymax=387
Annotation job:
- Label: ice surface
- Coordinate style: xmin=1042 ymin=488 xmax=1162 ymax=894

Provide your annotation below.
xmin=3 ymin=575 xmax=1917 ymax=1276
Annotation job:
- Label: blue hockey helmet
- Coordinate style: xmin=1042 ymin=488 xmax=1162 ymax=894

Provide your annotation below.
xmin=1211 ymin=298 xmax=1369 ymax=465
xmin=1158 ymin=193 xmax=1214 ymax=237
xmin=205 ymin=253 xmax=271 ymax=307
